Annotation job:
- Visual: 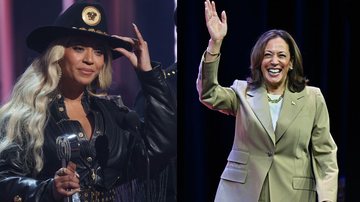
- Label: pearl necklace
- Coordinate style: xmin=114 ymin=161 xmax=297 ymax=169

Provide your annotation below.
xmin=267 ymin=93 xmax=284 ymax=103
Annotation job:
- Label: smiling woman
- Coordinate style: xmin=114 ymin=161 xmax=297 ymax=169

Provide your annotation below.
xmin=0 ymin=1 xmax=176 ymax=202
xmin=59 ymin=38 xmax=107 ymax=90
xmin=196 ymin=1 xmax=339 ymax=201
xmin=260 ymin=37 xmax=293 ymax=94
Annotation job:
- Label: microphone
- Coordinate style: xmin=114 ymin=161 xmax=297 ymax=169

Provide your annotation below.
xmin=56 ymin=134 xmax=81 ymax=164
xmin=56 ymin=134 xmax=81 ymax=202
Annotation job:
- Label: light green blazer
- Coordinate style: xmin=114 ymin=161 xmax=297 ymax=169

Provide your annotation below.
xmin=196 ymin=55 xmax=338 ymax=202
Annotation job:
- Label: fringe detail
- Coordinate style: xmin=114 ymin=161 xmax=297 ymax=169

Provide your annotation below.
xmin=115 ymin=166 xmax=170 ymax=202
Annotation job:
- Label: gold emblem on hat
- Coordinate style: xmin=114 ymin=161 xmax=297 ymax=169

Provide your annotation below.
xmin=82 ymin=6 xmax=101 ymax=26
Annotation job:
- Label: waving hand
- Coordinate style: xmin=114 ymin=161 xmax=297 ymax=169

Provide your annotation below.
xmin=205 ymin=0 xmax=227 ymax=42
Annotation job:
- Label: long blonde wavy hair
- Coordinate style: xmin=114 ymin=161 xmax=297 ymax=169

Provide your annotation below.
xmin=0 ymin=38 xmax=113 ymax=175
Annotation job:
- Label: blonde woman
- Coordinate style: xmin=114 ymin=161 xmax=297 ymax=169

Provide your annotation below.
xmin=0 ymin=2 xmax=176 ymax=201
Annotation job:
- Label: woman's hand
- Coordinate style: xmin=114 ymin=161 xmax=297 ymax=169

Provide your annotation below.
xmin=204 ymin=0 xmax=227 ymax=42
xmin=112 ymin=24 xmax=152 ymax=72
xmin=52 ymin=161 xmax=80 ymax=200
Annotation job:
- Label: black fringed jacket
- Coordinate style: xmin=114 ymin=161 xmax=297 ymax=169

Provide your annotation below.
xmin=0 ymin=65 xmax=176 ymax=202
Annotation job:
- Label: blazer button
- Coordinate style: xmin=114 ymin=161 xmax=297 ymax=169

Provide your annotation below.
xmin=267 ymin=151 xmax=273 ymax=157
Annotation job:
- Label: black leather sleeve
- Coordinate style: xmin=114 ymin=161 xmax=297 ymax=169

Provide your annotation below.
xmin=0 ymin=146 xmax=58 ymax=202
xmin=134 ymin=62 xmax=177 ymax=175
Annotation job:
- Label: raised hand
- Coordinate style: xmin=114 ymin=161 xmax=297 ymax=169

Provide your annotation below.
xmin=204 ymin=0 xmax=227 ymax=42
xmin=112 ymin=24 xmax=152 ymax=72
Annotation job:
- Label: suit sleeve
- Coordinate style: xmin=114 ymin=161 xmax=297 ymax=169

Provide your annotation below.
xmin=196 ymin=51 xmax=239 ymax=116
xmin=310 ymin=88 xmax=339 ymax=202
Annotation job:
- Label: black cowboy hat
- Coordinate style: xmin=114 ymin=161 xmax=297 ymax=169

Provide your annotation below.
xmin=26 ymin=1 xmax=132 ymax=59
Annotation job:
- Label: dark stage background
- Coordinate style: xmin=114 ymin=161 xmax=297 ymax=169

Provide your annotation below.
xmin=179 ymin=0 xmax=358 ymax=201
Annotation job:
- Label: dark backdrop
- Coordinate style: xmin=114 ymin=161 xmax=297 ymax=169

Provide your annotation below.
xmin=178 ymin=0 xmax=358 ymax=201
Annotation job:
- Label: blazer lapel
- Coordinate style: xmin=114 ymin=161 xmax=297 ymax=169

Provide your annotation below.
xmin=247 ymin=86 xmax=276 ymax=144
xmin=275 ymin=88 xmax=306 ymax=142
